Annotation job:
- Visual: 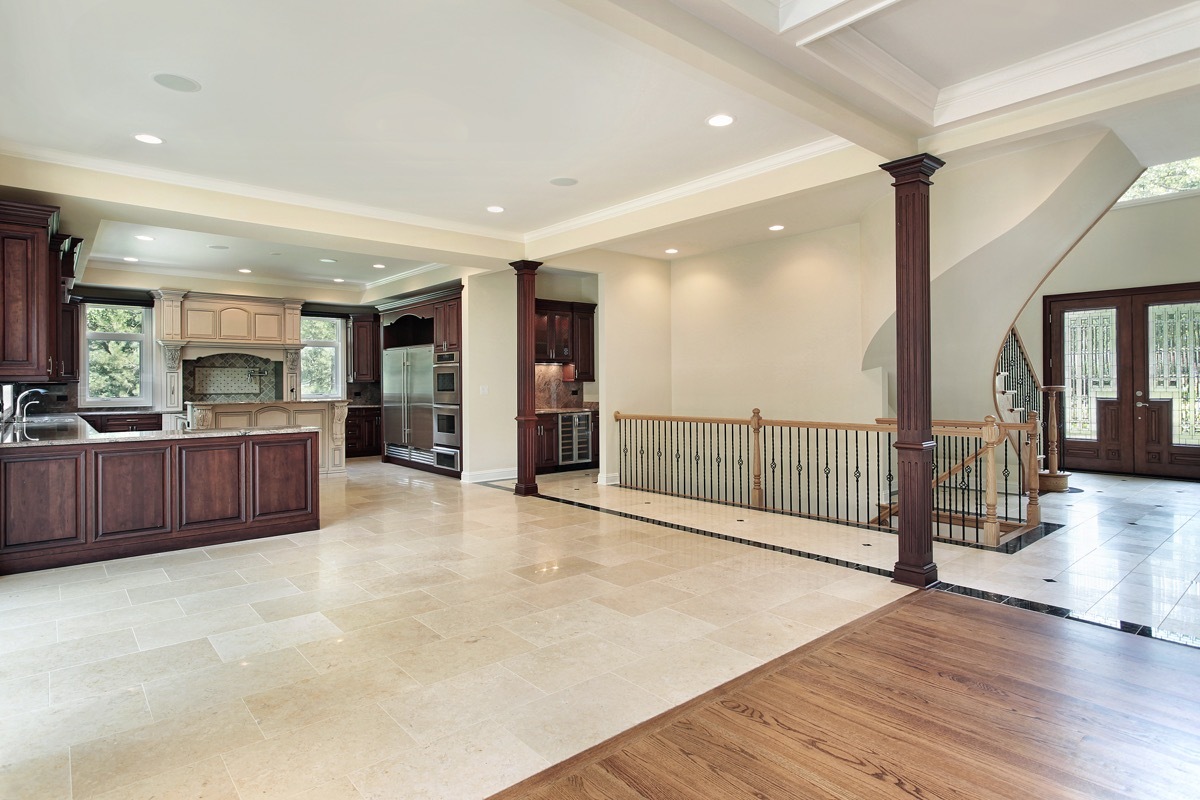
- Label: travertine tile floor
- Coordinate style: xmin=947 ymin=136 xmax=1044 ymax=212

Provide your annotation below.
xmin=535 ymin=469 xmax=1200 ymax=641
xmin=0 ymin=459 xmax=915 ymax=800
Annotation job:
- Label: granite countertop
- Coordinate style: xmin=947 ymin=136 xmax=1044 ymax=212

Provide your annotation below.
xmin=535 ymin=407 xmax=594 ymax=414
xmin=0 ymin=415 xmax=320 ymax=449
xmin=184 ymin=400 xmax=347 ymax=406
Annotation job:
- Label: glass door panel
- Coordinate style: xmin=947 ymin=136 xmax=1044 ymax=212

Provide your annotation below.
xmin=1147 ymin=302 xmax=1200 ymax=446
xmin=1062 ymin=307 xmax=1118 ymax=440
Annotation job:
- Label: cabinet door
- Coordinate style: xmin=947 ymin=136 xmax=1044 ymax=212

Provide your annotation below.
xmin=572 ymin=310 xmax=595 ymax=381
xmin=249 ymin=435 xmax=315 ymax=521
xmin=177 ymin=440 xmax=247 ymax=530
xmin=536 ymin=414 xmax=560 ymax=468
xmin=433 ymin=299 xmax=461 ymax=353
xmin=350 ymin=315 xmax=380 ymax=382
xmin=0 ymin=448 xmax=87 ymax=551
xmin=94 ymin=446 xmax=172 ymax=539
xmin=56 ymin=301 xmax=81 ymax=382
xmin=550 ymin=311 xmax=572 ymax=362
xmin=534 ymin=311 xmax=552 ymax=361
xmin=0 ymin=225 xmax=53 ymax=380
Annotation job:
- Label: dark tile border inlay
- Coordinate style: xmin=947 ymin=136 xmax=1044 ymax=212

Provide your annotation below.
xmin=937 ymin=583 xmax=1200 ymax=651
xmin=487 ymin=485 xmax=893 ymax=579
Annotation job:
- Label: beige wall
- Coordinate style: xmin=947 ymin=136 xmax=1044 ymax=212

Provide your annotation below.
xmin=461 ymin=269 xmax=518 ymax=482
xmin=670 ymin=224 xmax=885 ymax=423
xmin=1015 ymin=191 xmax=1200 ymax=377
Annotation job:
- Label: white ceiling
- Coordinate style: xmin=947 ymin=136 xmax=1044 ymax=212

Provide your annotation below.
xmin=0 ymin=0 xmax=1196 ymax=294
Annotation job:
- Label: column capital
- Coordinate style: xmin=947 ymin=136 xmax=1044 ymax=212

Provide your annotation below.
xmin=510 ymin=260 xmax=542 ymax=274
xmin=880 ymin=153 xmax=945 ymax=185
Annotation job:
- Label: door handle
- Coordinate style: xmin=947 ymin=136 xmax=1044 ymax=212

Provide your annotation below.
xmin=1135 ymin=401 xmax=1150 ymax=407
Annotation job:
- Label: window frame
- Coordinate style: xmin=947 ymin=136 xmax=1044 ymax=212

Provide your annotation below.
xmin=79 ymin=303 xmax=154 ymax=408
xmin=299 ymin=315 xmax=346 ymax=400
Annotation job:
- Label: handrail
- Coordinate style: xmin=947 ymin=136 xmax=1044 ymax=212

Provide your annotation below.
xmin=613 ymin=408 xmax=1041 ymax=548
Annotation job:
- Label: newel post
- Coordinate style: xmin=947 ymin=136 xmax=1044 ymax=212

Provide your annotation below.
xmin=1039 ymin=386 xmax=1071 ymax=492
xmin=881 ymin=153 xmax=945 ymax=588
xmin=750 ymin=408 xmax=764 ymax=508
xmin=982 ymin=415 xmax=1001 ymax=547
xmin=513 ymin=260 xmax=541 ymax=496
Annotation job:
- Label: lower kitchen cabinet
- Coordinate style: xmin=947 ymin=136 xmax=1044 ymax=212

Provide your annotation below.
xmin=535 ymin=413 xmax=559 ymax=470
xmin=0 ymin=448 xmax=87 ymax=550
xmin=346 ymin=406 xmax=381 ymax=457
xmin=94 ymin=445 xmax=172 ymax=539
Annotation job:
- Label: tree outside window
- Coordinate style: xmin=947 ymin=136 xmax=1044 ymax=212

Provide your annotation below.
xmin=84 ymin=304 xmax=152 ymax=405
xmin=300 ymin=317 xmax=344 ymax=399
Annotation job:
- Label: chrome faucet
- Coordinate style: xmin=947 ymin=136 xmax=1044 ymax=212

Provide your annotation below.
xmin=15 ymin=388 xmax=48 ymax=421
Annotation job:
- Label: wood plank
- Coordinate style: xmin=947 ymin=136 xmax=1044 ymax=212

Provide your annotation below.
xmin=489 ymin=591 xmax=1200 ymax=800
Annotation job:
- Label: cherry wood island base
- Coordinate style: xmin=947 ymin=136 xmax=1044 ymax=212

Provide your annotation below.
xmin=0 ymin=430 xmax=319 ymax=574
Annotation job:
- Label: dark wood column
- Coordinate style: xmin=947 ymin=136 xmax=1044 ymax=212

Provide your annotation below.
xmin=512 ymin=260 xmax=541 ymax=496
xmin=880 ymin=153 xmax=944 ymax=589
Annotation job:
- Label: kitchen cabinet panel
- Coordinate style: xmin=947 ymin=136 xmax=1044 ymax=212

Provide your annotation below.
xmin=56 ymin=300 xmax=81 ymax=382
xmin=249 ymin=436 xmax=315 ymax=520
xmin=350 ymin=314 xmax=380 ymax=382
xmin=535 ymin=413 xmax=559 ymax=470
xmin=177 ymin=440 xmax=247 ymax=530
xmin=0 ymin=448 xmax=87 ymax=550
xmin=0 ymin=201 xmax=58 ymax=381
xmin=534 ymin=300 xmax=595 ymax=371
xmin=346 ymin=407 xmax=381 ymax=457
xmin=433 ymin=298 xmax=461 ymax=353
xmin=572 ymin=309 xmax=595 ymax=382
xmin=94 ymin=446 xmax=172 ymax=539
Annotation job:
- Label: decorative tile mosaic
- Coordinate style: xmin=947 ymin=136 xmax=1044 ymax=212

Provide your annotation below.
xmin=183 ymin=354 xmax=281 ymax=403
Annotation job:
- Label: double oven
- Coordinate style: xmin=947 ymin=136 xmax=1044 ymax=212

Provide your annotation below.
xmin=432 ymin=351 xmax=461 ymax=451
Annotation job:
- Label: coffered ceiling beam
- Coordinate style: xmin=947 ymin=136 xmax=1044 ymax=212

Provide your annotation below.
xmin=560 ymin=0 xmax=915 ymax=160
xmin=783 ymin=0 xmax=906 ymax=44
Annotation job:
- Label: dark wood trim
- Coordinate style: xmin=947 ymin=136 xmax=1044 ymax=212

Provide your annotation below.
xmin=513 ymin=260 xmax=541 ymax=496
xmin=881 ymin=153 xmax=944 ymax=589
xmin=376 ymin=281 xmax=464 ymax=321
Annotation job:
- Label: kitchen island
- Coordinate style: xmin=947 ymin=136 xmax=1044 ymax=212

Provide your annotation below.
xmin=0 ymin=415 xmax=320 ymax=574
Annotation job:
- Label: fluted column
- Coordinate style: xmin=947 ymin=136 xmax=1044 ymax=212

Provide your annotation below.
xmin=881 ymin=153 xmax=944 ymax=588
xmin=512 ymin=260 xmax=541 ymax=496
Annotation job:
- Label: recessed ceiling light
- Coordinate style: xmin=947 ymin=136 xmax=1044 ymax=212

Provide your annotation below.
xmin=123 ymin=257 xmax=139 ymax=262
xmin=486 ymin=206 xmax=504 ymax=213
xmin=268 ymin=252 xmax=282 ymax=256
xmin=319 ymin=258 xmax=337 ymax=263
xmin=134 ymin=235 xmax=154 ymax=241
xmin=333 ymin=278 xmax=345 ymax=283
xmin=769 ymin=225 xmax=785 ymax=231
xmin=152 ymin=73 xmax=202 ymax=93
xmin=373 ymin=264 xmax=386 ymax=269
xmin=208 ymin=244 xmax=229 ymax=250
xmin=549 ymin=177 xmax=578 ymax=187
xmin=706 ymin=114 xmax=735 ymax=127
xmin=665 ymin=248 xmax=679 ymax=255
xmin=133 ymin=133 xmax=163 ymax=144
xmin=238 ymin=268 xmax=252 ymax=274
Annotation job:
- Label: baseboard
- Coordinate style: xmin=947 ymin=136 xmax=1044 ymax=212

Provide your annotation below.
xmin=598 ymin=471 xmax=620 ymax=486
xmin=462 ymin=467 xmax=517 ymax=483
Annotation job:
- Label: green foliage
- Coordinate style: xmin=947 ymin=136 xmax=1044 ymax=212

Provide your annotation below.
xmin=301 ymin=346 xmax=335 ymax=396
xmin=1122 ymin=157 xmax=1200 ymax=200
xmin=87 ymin=340 xmax=142 ymax=399
xmin=86 ymin=305 xmax=143 ymax=334
xmin=301 ymin=318 xmax=339 ymax=341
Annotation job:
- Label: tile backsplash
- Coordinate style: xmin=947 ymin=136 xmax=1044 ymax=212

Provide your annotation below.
xmin=184 ymin=353 xmax=281 ymax=403
xmin=535 ymin=364 xmax=583 ymax=410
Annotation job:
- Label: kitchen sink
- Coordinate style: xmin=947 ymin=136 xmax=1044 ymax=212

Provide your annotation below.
xmin=18 ymin=415 xmax=79 ymax=424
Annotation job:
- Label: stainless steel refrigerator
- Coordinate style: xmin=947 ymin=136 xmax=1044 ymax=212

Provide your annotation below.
xmin=382 ymin=345 xmax=434 ymax=454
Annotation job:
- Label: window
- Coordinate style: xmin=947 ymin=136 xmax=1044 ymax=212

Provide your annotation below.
xmin=300 ymin=316 xmax=344 ymax=399
xmin=83 ymin=304 xmax=152 ymax=405
xmin=1120 ymin=156 xmax=1200 ymax=202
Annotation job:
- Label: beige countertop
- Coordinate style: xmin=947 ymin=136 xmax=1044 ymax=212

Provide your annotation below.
xmin=0 ymin=415 xmax=319 ymax=449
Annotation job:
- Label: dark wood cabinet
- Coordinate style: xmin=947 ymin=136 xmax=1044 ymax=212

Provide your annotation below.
xmin=535 ymin=413 xmax=560 ymax=470
xmin=94 ymin=446 xmax=172 ymax=540
xmin=346 ymin=406 xmax=381 ymax=457
xmin=433 ymin=297 xmax=461 ymax=353
xmin=80 ymin=413 xmax=163 ymax=433
xmin=573 ymin=309 xmax=595 ymax=382
xmin=249 ymin=435 xmax=315 ymax=521
xmin=54 ymin=300 xmax=81 ymax=382
xmin=0 ymin=201 xmax=58 ymax=382
xmin=534 ymin=300 xmax=596 ymax=375
xmin=0 ymin=448 xmax=87 ymax=551
xmin=350 ymin=314 xmax=380 ymax=382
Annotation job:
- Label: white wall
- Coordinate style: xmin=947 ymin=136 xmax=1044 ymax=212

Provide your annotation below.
xmin=670 ymin=224 xmax=884 ymax=423
xmin=461 ymin=269 xmax=517 ymax=482
xmin=1015 ymin=191 xmax=1200 ymax=376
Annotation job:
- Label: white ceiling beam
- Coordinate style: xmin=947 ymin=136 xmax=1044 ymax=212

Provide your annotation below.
xmin=782 ymin=0 xmax=906 ymax=44
xmin=561 ymin=0 xmax=915 ymax=159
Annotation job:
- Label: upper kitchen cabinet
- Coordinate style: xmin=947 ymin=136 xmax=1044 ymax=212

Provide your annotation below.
xmin=171 ymin=293 xmax=303 ymax=345
xmin=54 ymin=299 xmax=81 ymax=383
xmin=534 ymin=299 xmax=596 ymax=378
xmin=0 ymin=201 xmax=59 ymax=382
xmin=350 ymin=313 xmax=380 ymax=382
xmin=433 ymin=297 xmax=460 ymax=354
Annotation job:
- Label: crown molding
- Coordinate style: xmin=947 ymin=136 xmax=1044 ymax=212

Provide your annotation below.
xmin=934 ymin=4 xmax=1200 ymax=126
xmin=804 ymin=28 xmax=936 ymax=125
xmin=364 ymin=262 xmax=449 ymax=290
xmin=0 ymin=141 xmax=525 ymax=243
xmin=524 ymin=137 xmax=853 ymax=243
xmin=87 ymin=260 xmax=367 ymax=292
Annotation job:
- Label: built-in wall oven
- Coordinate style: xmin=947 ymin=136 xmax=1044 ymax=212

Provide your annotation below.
xmin=433 ymin=404 xmax=461 ymax=448
xmin=433 ymin=352 xmax=460 ymax=405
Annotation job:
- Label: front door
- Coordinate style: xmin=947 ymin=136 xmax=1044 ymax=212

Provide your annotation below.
xmin=1047 ymin=283 xmax=1200 ymax=479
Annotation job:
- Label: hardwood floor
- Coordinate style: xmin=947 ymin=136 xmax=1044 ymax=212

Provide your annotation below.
xmin=489 ymin=591 xmax=1200 ymax=800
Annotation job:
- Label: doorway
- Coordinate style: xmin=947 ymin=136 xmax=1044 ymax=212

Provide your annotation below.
xmin=1046 ymin=283 xmax=1200 ymax=479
